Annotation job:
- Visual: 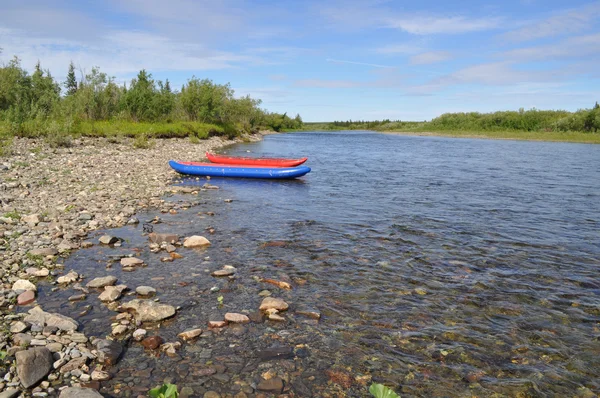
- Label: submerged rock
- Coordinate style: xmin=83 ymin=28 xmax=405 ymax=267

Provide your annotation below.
xmin=121 ymin=299 xmax=176 ymax=322
xmin=259 ymin=297 xmax=289 ymax=312
xmin=148 ymin=232 xmax=179 ymax=244
xmin=96 ymin=339 xmax=123 ymax=366
xmin=86 ymin=275 xmax=118 ymax=288
xmin=225 ymin=313 xmax=250 ymax=324
xmin=99 ymin=235 xmax=118 ymax=245
xmin=178 ymin=328 xmax=203 ymax=341
xmin=120 ymin=257 xmax=144 ymax=267
xmin=183 ymin=235 xmax=211 ymax=248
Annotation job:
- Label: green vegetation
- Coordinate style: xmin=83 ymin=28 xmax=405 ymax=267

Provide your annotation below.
xmin=0 ymin=56 xmax=304 ymax=154
xmin=301 ymin=105 xmax=600 ymax=143
xmin=149 ymin=383 xmax=178 ymax=398
xmin=369 ymin=383 xmax=400 ymax=398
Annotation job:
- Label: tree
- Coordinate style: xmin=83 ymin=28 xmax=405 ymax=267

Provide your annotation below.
xmin=180 ymin=77 xmax=233 ymax=123
xmin=123 ymin=69 xmax=157 ymax=121
xmin=64 ymin=62 xmax=78 ymax=96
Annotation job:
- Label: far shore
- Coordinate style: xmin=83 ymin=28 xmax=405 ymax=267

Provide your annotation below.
xmin=381 ymin=129 xmax=600 ymax=144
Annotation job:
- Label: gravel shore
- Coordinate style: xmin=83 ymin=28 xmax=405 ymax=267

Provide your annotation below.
xmin=0 ymin=133 xmax=264 ymax=397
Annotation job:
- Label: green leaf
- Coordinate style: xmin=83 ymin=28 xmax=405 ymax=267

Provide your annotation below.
xmin=369 ymin=383 xmax=400 ymax=398
xmin=164 ymin=384 xmax=179 ymax=398
xmin=148 ymin=386 xmax=162 ymax=398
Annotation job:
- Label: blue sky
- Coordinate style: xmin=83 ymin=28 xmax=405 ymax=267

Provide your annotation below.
xmin=1 ymin=0 xmax=599 ymax=121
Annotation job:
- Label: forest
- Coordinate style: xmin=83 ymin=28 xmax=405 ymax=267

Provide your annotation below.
xmin=0 ymin=56 xmax=303 ymax=151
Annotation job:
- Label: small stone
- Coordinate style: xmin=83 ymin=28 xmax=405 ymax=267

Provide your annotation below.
xmin=17 ymin=290 xmax=36 ymax=305
xmin=296 ymin=308 xmax=321 ymax=319
xmin=259 ymin=297 xmax=289 ymax=312
xmin=22 ymin=214 xmax=40 ymax=225
xmin=121 ymin=299 xmax=176 ymax=322
xmin=257 ymin=377 xmax=284 ymax=393
xmin=99 ymin=235 xmax=118 ymax=245
xmin=165 ymin=244 xmax=176 ymax=253
xmin=178 ymin=328 xmax=202 ymax=341
xmin=148 ymin=233 xmax=179 ymax=244
xmin=183 ymin=235 xmax=211 ymax=248
xmin=58 ymin=387 xmax=103 ymax=398
xmin=26 ymin=268 xmax=50 ymax=277
xmin=59 ymin=357 xmax=87 ymax=374
xmin=29 ymin=248 xmax=58 ymax=257
xmin=120 ymin=257 xmax=144 ymax=267
xmin=91 ymin=370 xmax=111 ymax=381
xmin=68 ymin=294 xmax=86 ymax=301
xmin=160 ymin=257 xmax=174 ymax=262
xmin=258 ymin=290 xmax=271 ymax=297
xmin=224 ymin=313 xmax=250 ymax=324
xmin=10 ymin=321 xmax=29 ymax=333
xmin=86 ymin=276 xmax=117 ymax=288
xmin=211 ymin=268 xmax=236 ymax=277
xmin=112 ymin=325 xmax=128 ymax=335
xmin=414 ymin=287 xmax=427 ymax=295
xmin=99 ymin=285 xmax=126 ymax=302
xmin=81 ymin=241 xmax=94 ymax=248
xmin=141 ymin=336 xmax=163 ymax=350
xmin=268 ymin=313 xmax=286 ymax=322
xmin=12 ymin=279 xmax=37 ymax=292
xmin=133 ymin=329 xmax=147 ymax=341
xmin=135 ymin=286 xmax=156 ymax=296
xmin=95 ymin=340 xmax=123 ymax=366
xmin=57 ymin=271 xmax=79 ymax=284
xmin=208 ymin=320 xmax=227 ymax=328
xmin=170 ymin=252 xmax=184 ymax=259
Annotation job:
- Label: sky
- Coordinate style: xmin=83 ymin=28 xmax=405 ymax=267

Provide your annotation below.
xmin=1 ymin=0 xmax=600 ymax=122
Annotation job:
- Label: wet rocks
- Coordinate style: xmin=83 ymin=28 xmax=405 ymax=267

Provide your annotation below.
xmin=96 ymin=339 xmax=123 ymax=366
xmin=99 ymin=285 xmax=127 ymax=302
xmin=91 ymin=369 xmax=111 ymax=381
xmin=148 ymin=232 xmax=179 ymax=244
xmin=259 ymin=297 xmax=289 ymax=312
xmin=141 ymin=336 xmax=163 ymax=350
xmin=59 ymin=387 xmax=103 ymax=398
xmin=24 ymin=306 xmax=79 ymax=331
xmin=99 ymin=235 xmax=118 ymax=245
xmin=16 ymin=347 xmax=53 ymax=388
xmin=17 ymin=290 xmax=36 ymax=305
xmin=183 ymin=235 xmax=211 ymax=248
xmin=121 ymin=299 xmax=176 ymax=322
xmin=224 ymin=313 xmax=250 ymax=324
xmin=133 ymin=328 xmax=147 ymax=341
xmin=57 ymin=270 xmax=79 ymax=284
xmin=135 ymin=286 xmax=156 ymax=296
xmin=12 ymin=279 xmax=37 ymax=292
xmin=296 ymin=307 xmax=321 ymax=320
xmin=257 ymin=377 xmax=284 ymax=393
xmin=178 ymin=328 xmax=203 ymax=341
xmin=257 ymin=346 xmax=294 ymax=361
xmin=120 ymin=257 xmax=144 ymax=267
xmin=86 ymin=276 xmax=117 ymax=288
xmin=211 ymin=265 xmax=236 ymax=277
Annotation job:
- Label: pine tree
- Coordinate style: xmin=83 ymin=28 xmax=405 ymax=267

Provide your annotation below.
xmin=64 ymin=62 xmax=78 ymax=96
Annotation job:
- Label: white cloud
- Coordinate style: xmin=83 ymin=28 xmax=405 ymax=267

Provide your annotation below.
xmin=410 ymin=51 xmax=452 ymax=65
xmin=386 ymin=15 xmax=501 ymax=35
xmin=501 ymin=2 xmax=600 ymax=43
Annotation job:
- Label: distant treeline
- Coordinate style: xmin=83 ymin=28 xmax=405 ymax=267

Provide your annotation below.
xmin=304 ymin=105 xmax=600 ymax=134
xmin=0 ymin=56 xmax=303 ymax=142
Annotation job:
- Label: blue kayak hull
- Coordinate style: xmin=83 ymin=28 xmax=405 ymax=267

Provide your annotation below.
xmin=169 ymin=160 xmax=311 ymax=179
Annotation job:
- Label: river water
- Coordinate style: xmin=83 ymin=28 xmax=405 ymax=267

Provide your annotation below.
xmin=43 ymin=131 xmax=600 ymax=397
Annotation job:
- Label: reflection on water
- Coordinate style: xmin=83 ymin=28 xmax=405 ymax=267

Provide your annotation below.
xmin=40 ymin=132 xmax=600 ymax=397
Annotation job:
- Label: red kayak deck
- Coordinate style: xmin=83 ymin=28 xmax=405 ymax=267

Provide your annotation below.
xmin=206 ymin=152 xmax=308 ymax=167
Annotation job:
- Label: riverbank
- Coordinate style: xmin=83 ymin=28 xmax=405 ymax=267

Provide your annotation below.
xmin=380 ymin=129 xmax=600 ymax=144
xmin=0 ymin=133 xmax=264 ymax=397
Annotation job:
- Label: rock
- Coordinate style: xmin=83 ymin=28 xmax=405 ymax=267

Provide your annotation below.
xmin=135 ymin=286 xmax=156 ymax=296
xmin=91 ymin=370 xmax=111 ymax=381
xmin=59 ymin=357 xmax=87 ymax=373
xmin=96 ymin=339 xmax=123 ymax=366
xmin=161 ymin=341 xmax=181 ymax=357
xmin=57 ymin=270 xmax=79 ymax=284
xmin=178 ymin=328 xmax=202 ymax=341
xmin=86 ymin=276 xmax=117 ymax=288
xmin=224 ymin=313 xmax=250 ymax=324
xmin=12 ymin=279 xmax=37 ymax=292
xmin=0 ymin=390 xmax=20 ymax=398
xmin=120 ymin=257 xmax=144 ymax=267
xmin=22 ymin=214 xmax=40 ymax=225
xmin=257 ymin=377 xmax=284 ymax=393
xmin=59 ymin=387 xmax=103 ymax=398
xmin=29 ymin=248 xmax=57 ymax=257
xmin=99 ymin=235 xmax=118 ymax=245
xmin=208 ymin=320 xmax=227 ymax=328
xmin=24 ymin=306 xmax=79 ymax=331
xmin=183 ymin=235 xmax=211 ymax=248
xmin=112 ymin=325 xmax=128 ymax=335
xmin=259 ymin=297 xmax=289 ymax=312
xmin=46 ymin=342 xmax=63 ymax=353
xmin=160 ymin=256 xmax=174 ymax=262
xmin=268 ymin=313 xmax=286 ymax=322
xmin=26 ymin=267 xmax=50 ymax=277
xmin=296 ymin=308 xmax=321 ymax=319
xmin=99 ymin=285 xmax=127 ymax=302
xmin=133 ymin=329 xmax=147 ymax=341
xmin=257 ymin=346 xmax=294 ymax=361
xmin=211 ymin=267 xmax=236 ymax=277
xmin=121 ymin=299 xmax=176 ymax=322
xmin=148 ymin=232 xmax=179 ymax=244
xmin=166 ymin=244 xmax=176 ymax=252
xmin=10 ymin=321 xmax=29 ymax=333
xmin=68 ymin=293 xmax=86 ymax=301
xmin=13 ymin=333 xmax=33 ymax=346
xmin=141 ymin=336 xmax=163 ymax=350
xmin=170 ymin=252 xmax=184 ymax=259
xmin=204 ymin=392 xmax=221 ymax=398
xmin=16 ymin=347 xmax=53 ymax=388
xmin=17 ymin=290 xmax=36 ymax=305
xmin=81 ymin=241 xmax=94 ymax=248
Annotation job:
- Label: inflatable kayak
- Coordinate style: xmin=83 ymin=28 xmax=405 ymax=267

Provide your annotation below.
xmin=169 ymin=160 xmax=311 ymax=179
xmin=206 ymin=152 xmax=308 ymax=167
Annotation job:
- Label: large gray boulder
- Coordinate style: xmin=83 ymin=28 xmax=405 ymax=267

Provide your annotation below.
xmin=121 ymin=299 xmax=176 ymax=322
xmin=16 ymin=347 xmax=53 ymax=388
xmin=59 ymin=387 xmax=103 ymax=398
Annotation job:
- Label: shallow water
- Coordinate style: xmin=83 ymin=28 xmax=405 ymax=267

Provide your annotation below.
xmin=41 ymin=131 xmax=600 ymax=397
